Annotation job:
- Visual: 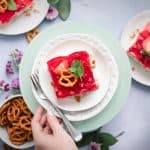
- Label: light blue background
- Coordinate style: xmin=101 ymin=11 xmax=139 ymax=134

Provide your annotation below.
xmin=0 ymin=0 xmax=150 ymax=150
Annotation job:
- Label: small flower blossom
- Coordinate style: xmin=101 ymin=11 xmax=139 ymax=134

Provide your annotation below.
xmin=10 ymin=49 xmax=23 ymax=69
xmin=46 ymin=6 xmax=59 ymax=21
xmin=6 ymin=61 xmax=14 ymax=75
xmin=89 ymin=142 xmax=101 ymax=150
xmin=11 ymin=78 xmax=20 ymax=89
xmin=0 ymin=80 xmax=10 ymax=92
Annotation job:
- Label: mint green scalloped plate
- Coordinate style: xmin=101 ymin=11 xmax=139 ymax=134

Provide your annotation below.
xmin=20 ymin=22 xmax=131 ymax=132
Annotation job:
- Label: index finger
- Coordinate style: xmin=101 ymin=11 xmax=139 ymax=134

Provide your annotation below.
xmin=32 ymin=106 xmax=44 ymax=123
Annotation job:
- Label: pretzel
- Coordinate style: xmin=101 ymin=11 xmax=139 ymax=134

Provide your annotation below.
xmin=0 ymin=111 xmax=9 ymax=126
xmin=0 ymin=101 xmax=11 ymax=115
xmin=59 ymin=70 xmax=78 ymax=87
xmin=19 ymin=116 xmax=32 ymax=131
xmin=12 ymin=120 xmax=20 ymax=128
xmin=9 ymin=126 xmax=27 ymax=145
xmin=0 ymin=0 xmax=8 ymax=13
xmin=27 ymin=131 xmax=33 ymax=141
xmin=12 ymin=98 xmax=24 ymax=108
xmin=7 ymin=104 xmax=20 ymax=122
xmin=25 ymin=27 xmax=39 ymax=43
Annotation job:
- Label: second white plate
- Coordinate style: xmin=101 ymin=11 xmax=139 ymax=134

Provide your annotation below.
xmin=121 ymin=10 xmax=150 ymax=86
xmin=33 ymin=33 xmax=118 ymax=113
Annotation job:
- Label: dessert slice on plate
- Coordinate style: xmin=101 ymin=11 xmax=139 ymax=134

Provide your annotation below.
xmin=47 ymin=51 xmax=98 ymax=100
xmin=0 ymin=0 xmax=34 ymax=25
xmin=128 ymin=22 xmax=150 ymax=71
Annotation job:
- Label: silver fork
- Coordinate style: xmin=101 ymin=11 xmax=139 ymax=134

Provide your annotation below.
xmin=31 ymin=72 xmax=82 ymax=142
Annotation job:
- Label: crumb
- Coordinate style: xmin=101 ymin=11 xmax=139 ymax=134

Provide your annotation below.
xmin=91 ymin=59 xmax=96 ymax=68
xmin=25 ymin=27 xmax=40 ymax=43
xmin=132 ymin=67 xmax=135 ymax=71
xmin=50 ymin=81 xmax=54 ymax=87
xmin=33 ymin=8 xmax=40 ymax=13
xmin=24 ymin=2 xmax=39 ymax=16
xmin=74 ymin=96 xmax=81 ymax=102
xmin=130 ymin=29 xmax=140 ymax=39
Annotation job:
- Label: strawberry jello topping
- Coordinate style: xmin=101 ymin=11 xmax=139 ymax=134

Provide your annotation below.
xmin=128 ymin=22 xmax=150 ymax=70
xmin=0 ymin=0 xmax=33 ymax=24
xmin=47 ymin=51 xmax=98 ymax=99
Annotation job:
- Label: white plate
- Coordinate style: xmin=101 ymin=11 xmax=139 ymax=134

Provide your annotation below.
xmin=0 ymin=0 xmax=49 ymax=35
xmin=0 ymin=95 xmax=34 ymax=149
xmin=121 ymin=10 xmax=150 ymax=86
xmin=32 ymin=33 xmax=118 ymax=113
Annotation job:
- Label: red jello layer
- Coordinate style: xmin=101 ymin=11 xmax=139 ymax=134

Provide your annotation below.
xmin=47 ymin=51 xmax=98 ymax=99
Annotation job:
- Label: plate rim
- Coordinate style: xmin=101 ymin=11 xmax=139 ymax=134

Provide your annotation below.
xmin=20 ymin=21 xmax=131 ymax=132
xmin=121 ymin=10 xmax=150 ymax=86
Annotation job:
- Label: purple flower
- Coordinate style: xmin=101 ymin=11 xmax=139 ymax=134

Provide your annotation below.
xmin=11 ymin=78 xmax=20 ymax=89
xmin=0 ymin=80 xmax=10 ymax=92
xmin=46 ymin=6 xmax=59 ymax=21
xmin=89 ymin=142 xmax=101 ymax=150
xmin=15 ymin=49 xmax=23 ymax=62
xmin=10 ymin=49 xmax=23 ymax=69
xmin=6 ymin=61 xmax=14 ymax=75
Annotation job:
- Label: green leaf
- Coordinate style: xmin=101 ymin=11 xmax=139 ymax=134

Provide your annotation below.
xmin=141 ymin=49 xmax=150 ymax=57
xmin=76 ymin=131 xmax=97 ymax=147
xmin=47 ymin=0 xmax=60 ymax=5
xmin=8 ymin=0 xmax=17 ymax=11
xmin=101 ymin=144 xmax=109 ymax=150
xmin=57 ymin=0 xmax=71 ymax=21
xmin=70 ymin=60 xmax=84 ymax=78
xmin=97 ymin=132 xmax=118 ymax=146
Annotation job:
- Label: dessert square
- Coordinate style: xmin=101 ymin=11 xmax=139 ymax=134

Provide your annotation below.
xmin=0 ymin=0 xmax=33 ymax=24
xmin=128 ymin=22 xmax=150 ymax=70
xmin=47 ymin=51 xmax=98 ymax=98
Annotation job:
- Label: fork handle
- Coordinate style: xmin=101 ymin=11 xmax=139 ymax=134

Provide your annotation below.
xmin=47 ymin=100 xmax=82 ymax=142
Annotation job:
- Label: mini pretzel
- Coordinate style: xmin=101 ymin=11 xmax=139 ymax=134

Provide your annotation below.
xmin=9 ymin=126 xmax=27 ymax=145
xmin=12 ymin=120 xmax=20 ymax=128
xmin=19 ymin=116 xmax=32 ymax=131
xmin=26 ymin=27 xmax=39 ymax=43
xmin=27 ymin=131 xmax=33 ymax=141
xmin=7 ymin=104 xmax=20 ymax=122
xmin=12 ymin=98 xmax=32 ymax=116
xmin=0 ymin=111 xmax=9 ymax=126
xmin=0 ymin=101 xmax=11 ymax=115
xmin=12 ymin=98 xmax=24 ymax=108
xmin=59 ymin=70 xmax=78 ymax=87
xmin=0 ymin=0 xmax=8 ymax=13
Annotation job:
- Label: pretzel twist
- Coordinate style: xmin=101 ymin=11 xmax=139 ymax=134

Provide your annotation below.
xmin=0 ymin=111 xmax=9 ymax=126
xmin=27 ymin=131 xmax=33 ymax=141
xmin=7 ymin=104 xmax=20 ymax=122
xmin=19 ymin=116 xmax=32 ymax=131
xmin=59 ymin=70 xmax=78 ymax=87
xmin=0 ymin=101 xmax=11 ymax=116
xmin=26 ymin=27 xmax=39 ymax=43
xmin=9 ymin=126 xmax=27 ymax=145
xmin=0 ymin=0 xmax=8 ymax=13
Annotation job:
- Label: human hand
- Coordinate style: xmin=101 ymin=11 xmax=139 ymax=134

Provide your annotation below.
xmin=31 ymin=106 xmax=78 ymax=150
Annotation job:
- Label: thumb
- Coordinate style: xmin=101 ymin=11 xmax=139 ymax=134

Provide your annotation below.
xmin=46 ymin=113 xmax=63 ymax=135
